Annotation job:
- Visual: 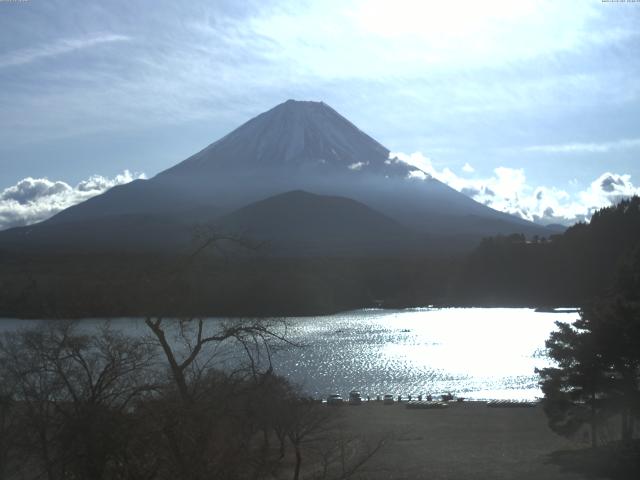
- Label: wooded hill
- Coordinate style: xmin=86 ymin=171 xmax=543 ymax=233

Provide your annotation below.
xmin=454 ymin=196 xmax=640 ymax=307
xmin=0 ymin=197 xmax=638 ymax=318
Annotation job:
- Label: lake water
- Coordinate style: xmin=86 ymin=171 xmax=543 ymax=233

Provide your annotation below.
xmin=0 ymin=307 xmax=578 ymax=401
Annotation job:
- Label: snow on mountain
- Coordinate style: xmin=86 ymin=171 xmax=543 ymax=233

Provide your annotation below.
xmin=159 ymin=100 xmax=418 ymax=178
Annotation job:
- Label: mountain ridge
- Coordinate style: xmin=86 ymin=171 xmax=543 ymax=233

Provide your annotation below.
xmin=0 ymin=99 xmax=555 ymax=254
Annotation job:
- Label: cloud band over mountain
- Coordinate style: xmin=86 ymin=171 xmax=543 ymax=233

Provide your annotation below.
xmin=0 ymin=170 xmax=145 ymax=230
xmin=1 ymin=156 xmax=637 ymax=231
xmin=394 ymin=151 xmax=640 ymax=226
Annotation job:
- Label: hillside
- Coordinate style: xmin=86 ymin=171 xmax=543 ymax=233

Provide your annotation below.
xmin=217 ymin=190 xmax=423 ymax=256
xmin=454 ymin=196 xmax=640 ymax=306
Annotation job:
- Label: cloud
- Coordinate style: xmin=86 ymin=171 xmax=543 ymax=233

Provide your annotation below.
xmin=348 ymin=161 xmax=367 ymax=170
xmin=523 ymin=138 xmax=640 ymax=154
xmin=393 ymin=151 xmax=640 ymax=226
xmin=462 ymin=163 xmax=474 ymax=173
xmin=1 ymin=178 xmax=71 ymax=204
xmin=0 ymin=170 xmax=145 ymax=230
xmin=0 ymin=34 xmax=131 ymax=69
xmin=577 ymin=172 xmax=639 ymax=211
xmin=600 ymin=174 xmax=625 ymax=193
xmin=1 ymin=0 xmax=636 ymax=147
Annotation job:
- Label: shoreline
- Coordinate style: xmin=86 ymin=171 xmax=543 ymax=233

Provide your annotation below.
xmin=322 ymin=400 xmax=586 ymax=479
xmin=0 ymin=304 xmax=580 ymax=321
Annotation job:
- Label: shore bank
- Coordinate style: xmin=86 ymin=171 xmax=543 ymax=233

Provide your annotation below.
xmin=329 ymin=401 xmax=586 ymax=479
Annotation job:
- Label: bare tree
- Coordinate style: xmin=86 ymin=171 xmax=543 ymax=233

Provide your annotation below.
xmin=0 ymin=374 xmax=18 ymax=480
xmin=279 ymin=399 xmax=388 ymax=480
xmin=0 ymin=321 xmax=157 ymax=480
xmin=144 ymin=316 xmax=292 ymax=404
xmin=286 ymin=398 xmax=334 ymax=480
xmin=142 ymin=315 xmax=298 ymax=479
xmin=314 ymin=433 xmax=388 ymax=480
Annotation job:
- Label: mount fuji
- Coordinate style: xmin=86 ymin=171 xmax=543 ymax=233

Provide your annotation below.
xmin=0 ymin=100 xmax=553 ymax=255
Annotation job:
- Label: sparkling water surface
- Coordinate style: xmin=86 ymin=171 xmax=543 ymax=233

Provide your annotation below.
xmin=276 ymin=308 xmax=576 ymax=401
xmin=0 ymin=308 xmax=578 ymax=401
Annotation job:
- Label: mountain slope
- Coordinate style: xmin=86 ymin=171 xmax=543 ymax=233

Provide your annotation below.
xmin=0 ymin=100 xmax=554 ymax=253
xmin=161 ymin=100 xmax=398 ymax=175
xmin=0 ymin=212 xmax=209 ymax=253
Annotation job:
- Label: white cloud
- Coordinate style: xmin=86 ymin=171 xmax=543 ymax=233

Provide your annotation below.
xmin=393 ymin=151 xmax=640 ymax=226
xmin=523 ymin=137 xmax=640 ymax=154
xmin=2 ymin=0 xmax=632 ymax=147
xmin=462 ymin=162 xmax=474 ymax=173
xmin=251 ymin=0 xmax=608 ymax=79
xmin=407 ymin=169 xmax=428 ymax=180
xmin=0 ymin=170 xmax=145 ymax=230
xmin=0 ymin=34 xmax=131 ymax=69
xmin=348 ymin=161 xmax=367 ymax=170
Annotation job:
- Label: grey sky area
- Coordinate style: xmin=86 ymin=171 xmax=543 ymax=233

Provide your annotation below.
xmin=0 ymin=0 xmax=639 ymax=228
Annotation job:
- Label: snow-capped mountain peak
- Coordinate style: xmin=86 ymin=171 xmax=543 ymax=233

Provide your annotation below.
xmin=159 ymin=99 xmax=417 ymax=178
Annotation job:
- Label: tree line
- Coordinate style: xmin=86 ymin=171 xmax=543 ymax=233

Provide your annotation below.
xmin=455 ymin=196 xmax=640 ymax=306
xmin=534 ymin=198 xmax=640 ymax=477
xmin=0 ymin=253 xmax=455 ymax=319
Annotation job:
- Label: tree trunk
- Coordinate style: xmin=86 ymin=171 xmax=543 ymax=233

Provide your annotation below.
xmin=591 ymin=392 xmax=598 ymax=449
xmin=145 ymin=318 xmax=191 ymax=403
xmin=38 ymin=426 xmax=56 ymax=480
xmin=621 ymin=407 xmax=632 ymax=443
xmin=293 ymin=444 xmax=302 ymax=480
xmin=275 ymin=430 xmax=286 ymax=459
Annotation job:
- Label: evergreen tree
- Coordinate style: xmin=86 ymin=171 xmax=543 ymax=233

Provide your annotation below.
xmin=538 ymin=243 xmax=640 ymax=447
xmin=537 ymin=315 xmax=613 ymax=447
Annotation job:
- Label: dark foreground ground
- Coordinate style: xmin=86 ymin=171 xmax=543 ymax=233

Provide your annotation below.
xmin=320 ymin=401 xmax=590 ymax=480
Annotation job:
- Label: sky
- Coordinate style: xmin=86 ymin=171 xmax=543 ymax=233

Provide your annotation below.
xmin=0 ymin=0 xmax=639 ymax=229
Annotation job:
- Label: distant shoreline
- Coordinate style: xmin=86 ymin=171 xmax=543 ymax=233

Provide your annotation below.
xmin=0 ymin=304 xmax=581 ymax=321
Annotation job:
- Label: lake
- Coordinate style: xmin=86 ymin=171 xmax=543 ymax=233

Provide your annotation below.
xmin=0 ymin=307 xmax=578 ymax=401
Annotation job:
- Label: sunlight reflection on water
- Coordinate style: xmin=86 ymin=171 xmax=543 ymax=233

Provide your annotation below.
xmin=274 ymin=308 xmax=578 ymax=401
